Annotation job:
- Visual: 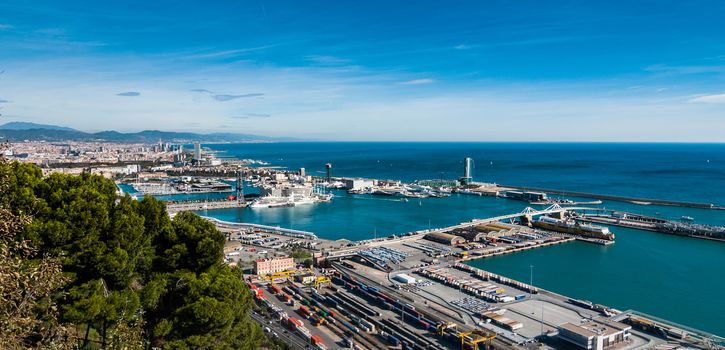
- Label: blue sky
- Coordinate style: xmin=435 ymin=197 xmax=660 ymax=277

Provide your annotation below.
xmin=0 ymin=0 xmax=724 ymax=141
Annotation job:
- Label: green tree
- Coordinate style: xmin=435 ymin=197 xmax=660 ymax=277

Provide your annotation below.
xmin=156 ymin=211 xmax=225 ymax=272
xmin=0 ymin=152 xmax=73 ymax=349
xmin=146 ymin=266 xmax=262 ymax=349
xmin=0 ymin=159 xmax=262 ymax=349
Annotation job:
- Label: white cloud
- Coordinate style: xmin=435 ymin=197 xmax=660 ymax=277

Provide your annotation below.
xmin=305 ymin=55 xmax=351 ymax=65
xmin=0 ymin=24 xmax=13 ymax=30
xmin=688 ymin=93 xmax=725 ymax=103
xmin=180 ymin=45 xmax=278 ymax=60
xmin=454 ymin=44 xmax=470 ymax=50
xmin=1 ymin=56 xmax=724 ymax=141
xmin=399 ymin=78 xmax=435 ymax=85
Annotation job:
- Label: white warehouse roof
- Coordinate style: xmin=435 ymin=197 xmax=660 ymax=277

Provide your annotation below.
xmin=394 ymin=274 xmax=417 ymax=284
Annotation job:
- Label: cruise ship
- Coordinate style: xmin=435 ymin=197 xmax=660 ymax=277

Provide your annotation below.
xmin=250 ymin=183 xmax=332 ymax=209
xmin=533 ymin=215 xmax=615 ymax=240
xmin=250 ymin=195 xmax=316 ymax=208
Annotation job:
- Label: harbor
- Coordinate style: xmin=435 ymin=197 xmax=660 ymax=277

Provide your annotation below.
xmin=109 ymin=142 xmax=725 ymax=339
xmin=223 ymin=204 xmax=724 ymax=350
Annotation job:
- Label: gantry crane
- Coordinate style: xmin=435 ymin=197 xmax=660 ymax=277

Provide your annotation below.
xmin=459 ymin=328 xmax=496 ymax=350
xmin=312 ymin=276 xmax=332 ymax=288
xmin=260 ymin=269 xmax=297 ymax=282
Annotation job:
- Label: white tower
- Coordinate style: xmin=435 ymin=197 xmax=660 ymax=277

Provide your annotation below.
xmin=193 ymin=142 xmax=202 ymax=161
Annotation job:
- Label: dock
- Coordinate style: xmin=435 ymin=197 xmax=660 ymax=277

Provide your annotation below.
xmin=577 ymin=210 xmax=725 ymax=242
xmin=166 ymin=199 xmax=247 ymax=213
xmin=502 ymin=184 xmax=723 ymax=210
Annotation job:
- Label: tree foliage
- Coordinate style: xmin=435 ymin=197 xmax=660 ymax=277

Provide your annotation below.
xmin=0 ymin=157 xmax=262 ymax=349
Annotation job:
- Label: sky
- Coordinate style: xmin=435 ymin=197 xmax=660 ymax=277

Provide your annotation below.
xmin=0 ymin=0 xmax=724 ymax=141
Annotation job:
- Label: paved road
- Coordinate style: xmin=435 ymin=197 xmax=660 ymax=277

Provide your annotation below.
xmin=251 ymin=312 xmax=309 ymax=350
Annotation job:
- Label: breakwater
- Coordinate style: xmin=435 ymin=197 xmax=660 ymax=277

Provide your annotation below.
xmin=503 ymin=184 xmax=722 ymax=210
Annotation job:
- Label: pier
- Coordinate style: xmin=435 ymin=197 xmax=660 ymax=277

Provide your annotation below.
xmin=204 ymin=216 xmax=318 ymax=240
xmin=503 ymin=184 xmax=724 ymax=210
xmin=577 ymin=210 xmax=725 ymax=242
xmin=166 ymin=198 xmax=247 ymax=213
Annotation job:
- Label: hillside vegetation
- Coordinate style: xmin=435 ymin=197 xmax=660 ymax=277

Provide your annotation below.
xmin=0 ymin=156 xmax=262 ymax=349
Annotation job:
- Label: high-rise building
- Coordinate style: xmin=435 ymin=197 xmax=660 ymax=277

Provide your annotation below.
xmin=461 ymin=157 xmax=474 ymax=185
xmin=193 ymin=142 xmax=202 ymax=162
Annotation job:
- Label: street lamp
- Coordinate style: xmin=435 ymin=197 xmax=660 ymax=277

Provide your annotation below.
xmin=529 ymin=265 xmax=535 ymax=315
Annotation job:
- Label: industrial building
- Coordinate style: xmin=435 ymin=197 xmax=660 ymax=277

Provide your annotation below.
xmin=448 ymin=226 xmax=489 ymax=242
xmin=254 ymin=257 xmax=295 ymax=275
xmin=558 ymin=318 xmax=632 ymax=350
xmin=344 ymin=178 xmax=375 ymax=191
xmin=296 ymin=272 xmax=316 ymax=284
xmin=424 ymin=231 xmax=466 ymax=245
xmin=393 ymin=273 xmax=417 ymax=284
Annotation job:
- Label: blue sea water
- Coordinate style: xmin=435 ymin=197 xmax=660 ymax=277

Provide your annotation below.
xmin=134 ymin=142 xmax=725 ymax=335
xmin=206 ymin=142 xmax=725 ymax=204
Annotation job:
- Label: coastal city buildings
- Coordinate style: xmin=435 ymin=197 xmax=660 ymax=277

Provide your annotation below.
xmin=254 ymin=257 xmax=295 ymax=275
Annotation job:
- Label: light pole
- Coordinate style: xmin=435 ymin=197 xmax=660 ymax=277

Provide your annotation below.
xmin=529 ymin=265 xmax=535 ymax=315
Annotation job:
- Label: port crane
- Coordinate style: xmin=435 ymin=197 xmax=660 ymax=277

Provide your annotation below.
xmin=312 ymin=276 xmax=332 ymax=288
xmin=260 ymin=269 xmax=297 ymax=282
xmin=459 ymin=329 xmax=496 ymax=350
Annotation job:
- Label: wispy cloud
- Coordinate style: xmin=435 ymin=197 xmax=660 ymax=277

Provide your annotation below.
xmin=0 ymin=24 xmax=13 ymax=30
xmin=688 ymin=93 xmax=725 ymax=103
xmin=191 ymin=89 xmax=264 ymax=101
xmin=399 ymin=78 xmax=435 ymax=85
xmin=0 ymin=99 xmax=10 ymax=103
xmin=232 ymin=113 xmax=271 ymax=119
xmin=454 ymin=44 xmax=470 ymax=50
xmin=116 ymin=91 xmax=140 ymax=97
xmin=305 ymin=55 xmax=351 ymax=65
xmin=646 ymin=64 xmax=725 ymax=75
xmin=213 ymin=93 xmax=264 ymax=101
xmin=181 ymin=45 xmax=278 ymax=60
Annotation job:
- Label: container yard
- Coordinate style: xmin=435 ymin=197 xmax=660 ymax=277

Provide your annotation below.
xmin=232 ymin=206 xmax=723 ymax=350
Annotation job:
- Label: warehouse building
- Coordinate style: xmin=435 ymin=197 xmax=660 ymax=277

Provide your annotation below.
xmin=558 ymin=318 xmax=632 ymax=350
xmin=424 ymin=231 xmax=466 ymax=245
xmin=393 ymin=274 xmax=417 ymax=284
xmin=449 ymin=227 xmax=489 ymax=242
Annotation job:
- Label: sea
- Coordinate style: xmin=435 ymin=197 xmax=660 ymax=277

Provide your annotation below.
xmin=123 ymin=142 xmax=725 ymax=335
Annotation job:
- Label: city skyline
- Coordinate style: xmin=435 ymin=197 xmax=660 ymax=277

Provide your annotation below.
xmin=1 ymin=1 xmax=725 ymax=141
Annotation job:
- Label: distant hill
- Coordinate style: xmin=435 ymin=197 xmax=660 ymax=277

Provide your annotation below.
xmin=0 ymin=122 xmax=79 ymax=132
xmin=0 ymin=122 xmax=298 ymax=143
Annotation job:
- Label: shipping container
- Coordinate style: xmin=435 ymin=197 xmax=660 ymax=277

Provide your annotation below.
xmin=270 ymin=284 xmax=282 ymax=295
xmin=387 ymin=335 xmax=400 ymax=346
xmin=288 ymin=317 xmax=303 ymax=328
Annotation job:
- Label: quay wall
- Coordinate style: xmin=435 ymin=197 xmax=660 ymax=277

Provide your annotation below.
xmin=502 ymin=184 xmax=722 ymax=210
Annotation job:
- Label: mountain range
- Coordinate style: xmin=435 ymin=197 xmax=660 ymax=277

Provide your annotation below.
xmin=0 ymin=122 xmax=297 ymax=143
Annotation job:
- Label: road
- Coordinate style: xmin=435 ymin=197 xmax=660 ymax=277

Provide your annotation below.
xmin=250 ymin=312 xmax=309 ymax=350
